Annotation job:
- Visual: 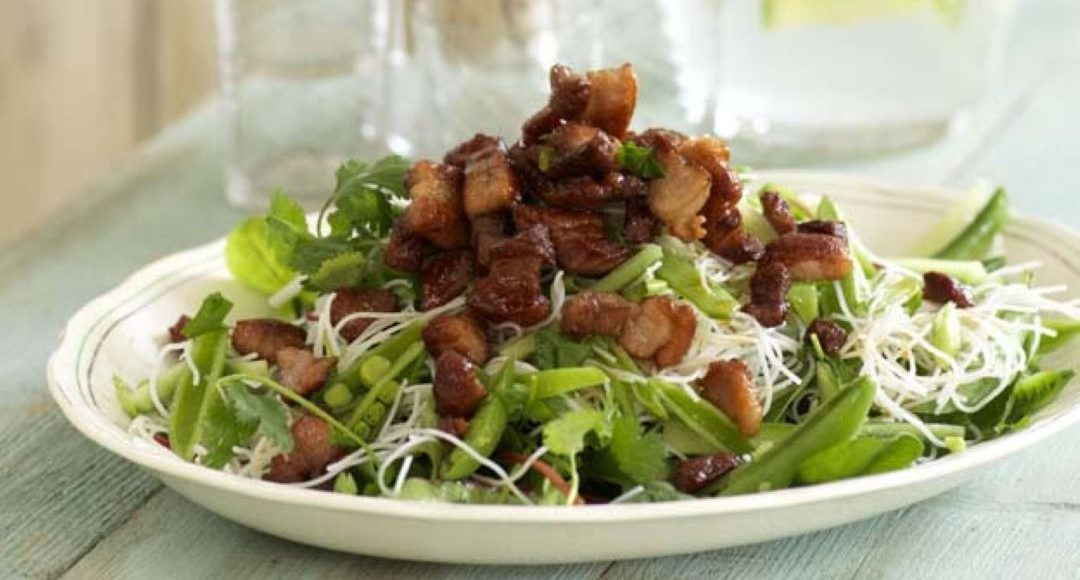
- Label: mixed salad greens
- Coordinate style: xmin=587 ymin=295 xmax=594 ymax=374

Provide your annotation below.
xmin=115 ymin=65 xmax=1080 ymax=506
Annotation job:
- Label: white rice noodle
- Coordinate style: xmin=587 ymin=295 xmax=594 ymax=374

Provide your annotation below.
xmin=268 ymin=275 xmax=307 ymax=309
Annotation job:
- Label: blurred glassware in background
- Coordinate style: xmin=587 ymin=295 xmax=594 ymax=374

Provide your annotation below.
xmin=391 ymin=0 xmax=604 ymax=158
xmin=216 ymin=0 xmax=390 ymax=209
xmin=662 ymin=0 xmax=1014 ymax=165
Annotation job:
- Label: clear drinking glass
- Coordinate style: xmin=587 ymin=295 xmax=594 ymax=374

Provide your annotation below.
xmin=393 ymin=0 xmax=604 ymax=158
xmin=665 ymin=0 xmax=1014 ymax=164
xmin=216 ymin=0 xmax=391 ymax=209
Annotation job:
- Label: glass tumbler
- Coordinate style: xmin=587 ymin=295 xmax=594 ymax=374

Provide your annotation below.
xmin=663 ymin=0 xmax=1014 ymax=164
xmin=392 ymin=0 xmax=604 ymax=158
xmin=216 ymin=0 xmax=391 ymax=209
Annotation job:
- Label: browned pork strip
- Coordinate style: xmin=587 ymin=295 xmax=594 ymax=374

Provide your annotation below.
xmin=580 ymin=64 xmax=638 ymax=139
xmin=401 ymin=160 xmax=469 ymax=249
xmin=522 ymin=64 xmax=591 ymax=144
xmin=330 ymin=287 xmax=398 ymax=343
xmin=420 ymin=250 xmax=473 ymax=310
xmin=560 ymin=290 xmax=636 ymax=339
xmin=761 ymin=190 xmax=796 ymax=236
xmin=624 ymin=196 xmax=660 ymax=244
xmin=762 ymin=233 xmax=852 ymax=281
xmin=265 ymin=414 xmax=343 ymax=483
xmin=797 ymin=219 xmax=847 ymax=240
xmin=742 ymin=261 xmax=791 ymax=327
xmin=383 ymin=223 xmax=425 ymax=272
xmin=433 ymin=351 xmax=488 ymax=418
xmin=231 ymin=319 xmax=307 ymax=364
xmin=468 ymin=256 xmax=552 ymax=327
xmin=422 ymin=312 xmax=490 ymax=365
xmin=513 ymin=205 xmax=629 ymax=276
xmin=647 ymin=147 xmax=710 ymax=241
xmin=276 ymin=347 xmax=337 ymax=397
xmin=923 ymin=271 xmax=975 ymax=308
xmin=619 ymin=296 xmax=696 ymax=368
xmin=167 ymin=314 xmax=190 ymax=343
xmin=463 ymin=143 xmax=521 ymax=217
xmin=470 ymin=211 xmax=508 ymax=272
xmin=671 ymin=453 xmax=743 ymax=494
xmin=543 ymin=122 xmax=619 ymax=179
xmin=699 ymin=359 xmax=762 ymax=436
xmin=806 ymin=318 xmax=848 ymax=357
xmin=444 ymin=133 xmax=503 ymax=168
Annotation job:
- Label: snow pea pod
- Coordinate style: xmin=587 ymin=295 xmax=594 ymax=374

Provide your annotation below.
xmin=933 ymin=187 xmax=1008 ymax=260
xmin=590 ymin=244 xmax=663 ymax=293
xmin=655 ymin=247 xmax=737 ymax=318
xmin=441 ymin=395 xmax=509 ymax=480
xmin=345 ymin=341 xmax=425 ymax=442
xmin=168 ymin=329 xmax=230 ymax=462
xmin=337 ymin=319 xmax=425 ymax=390
xmin=653 ymin=380 xmax=753 ymax=454
xmin=795 ymin=435 xmax=924 ymax=485
xmin=114 ymin=362 xmax=188 ymax=418
xmin=721 ymin=377 xmax=876 ymax=495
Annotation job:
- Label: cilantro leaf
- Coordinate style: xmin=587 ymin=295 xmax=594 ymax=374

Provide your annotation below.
xmin=615 ymin=142 xmax=666 ymax=179
xmin=225 ymin=217 xmax=297 ymax=295
xmin=608 ymin=417 xmax=670 ymax=484
xmin=534 ymin=327 xmax=592 ymax=370
xmin=289 ymin=236 xmax=356 ymax=275
xmin=182 ymin=292 xmax=233 ymax=339
xmin=543 ymin=409 xmax=610 ymax=456
xmin=325 ymin=155 xmax=410 ymax=239
xmin=308 ymin=251 xmax=366 ymax=292
xmin=265 ymin=189 xmax=311 ymax=263
xmin=224 ymin=382 xmax=294 ymax=452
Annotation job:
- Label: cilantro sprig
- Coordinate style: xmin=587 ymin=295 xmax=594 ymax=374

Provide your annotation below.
xmin=615 ymin=142 xmax=666 ymax=179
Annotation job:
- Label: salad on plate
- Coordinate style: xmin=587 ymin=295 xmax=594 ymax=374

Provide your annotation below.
xmin=115 ymin=63 xmax=1080 ymax=505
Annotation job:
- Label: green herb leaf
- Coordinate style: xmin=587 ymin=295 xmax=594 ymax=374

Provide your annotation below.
xmin=615 ymin=142 xmax=666 ymax=179
xmin=182 ymin=292 xmax=233 ymax=339
xmin=224 ymin=382 xmax=294 ymax=452
xmin=289 ymin=236 xmax=356 ymax=275
xmin=608 ymin=417 xmax=670 ymax=484
xmin=534 ymin=327 xmax=592 ymax=370
xmin=325 ymin=155 xmax=410 ymax=238
xmin=537 ymin=146 xmax=555 ymax=173
xmin=225 ymin=217 xmax=297 ymax=296
xmin=308 ymin=251 xmax=366 ymax=292
xmin=543 ymin=409 xmax=610 ymax=456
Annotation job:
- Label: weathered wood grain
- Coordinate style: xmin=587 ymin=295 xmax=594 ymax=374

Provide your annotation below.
xmin=61 ymin=491 xmax=606 ymax=580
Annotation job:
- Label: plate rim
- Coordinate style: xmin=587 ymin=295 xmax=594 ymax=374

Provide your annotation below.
xmin=47 ymin=171 xmax=1080 ymax=525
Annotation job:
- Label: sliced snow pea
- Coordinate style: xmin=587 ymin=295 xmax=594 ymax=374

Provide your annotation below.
xmin=1037 ymin=319 xmax=1080 ymax=355
xmin=168 ymin=329 xmax=232 ymax=463
xmin=655 ymin=246 xmax=736 ymax=318
xmin=894 ymin=257 xmax=988 ymax=285
xmin=590 ymin=244 xmax=663 ymax=293
xmin=441 ymin=395 xmax=509 ymax=480
xmin=1008 ymin=369 xmax=1076 ymax=423
xmin=337 ymin=319 xmax=425 ymax=390
xmin=817 ymin=196 xmax=867 ymax=313
xmin=653 ymin=379 xmax=752 ymax=454
xmin=930 ymin=302 xmax=962 ymax=366
xmin=795 ymin=434 xmax=924 ymax=485
xmin=527 ymin=367 xmax=608 ymax=398
xmin=345 ymin=341 xmax=425 ymax=442
xmin=933 ymin=187 xmax=1008 ymax=260
xmin=113 ymin=362 xmax=188 ymax=418
xmin=858 ymin=420 xmax=965 ymax=443
xmin=787 ymin=282 xmax=819 ymax=326
xmin=721 ymin=377 xmax=876 ymax=495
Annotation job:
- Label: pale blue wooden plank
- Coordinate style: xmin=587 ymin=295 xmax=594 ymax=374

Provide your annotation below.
xmin=61 ymin=491 xmax=605 ymax=580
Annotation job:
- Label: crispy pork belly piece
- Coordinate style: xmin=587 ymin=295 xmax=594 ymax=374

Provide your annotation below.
xmin=671 ymin=452 xmax=743 ymax=494
xmin=401 ymin=160 xmax=468 ymax=249
xmin=463 ymin=144 xmax=521 ymax=217
xmin=560 ymin=290 xmax=636 ymax=339
xmin=761 ymin=190 xmax=796 ymax=236
xmin=167 ymin=314 xmax=191 ymax=343
xmin=629 ymin=127 xmax=686 ymax=151
xmin=762 ymin=233 xmax=852 ymax=281
xmin=624 ymin=196 xmax=660 ymax=244
xmin=742 ymin=261 xmax=791 ymax=328
xmin=422 ymin=312 xmax=490 ymax=365
xmin=619 ymin=296 xmax=696 ymax=368
xmin=330 ymin=287 xmax=398 ymax=343
xmin=698 ymin=359 xmax=763 ymax=437
xmin=433 ymin=351 xmax=489 ymax=418
xmin=265 ymin=414 xmax=343 ymax=483
xmin=467 ymin=256 xmax=552 ymax=327
xmin=276 ymin=347 xmax=337 ymax=397
xmin=922 ymin=271 xmax=975 ymax=308
xmin=544 ymin=122 xmax=620 ymax=179
xmin=444 ymin=133 xmax=503 ymax=167
xmin=420 ymin=250 xmax=473 ymax=310
xmin=470 ymin=211 xmax=508 ymax=271
xmin=513 ymin=205 xmax=629 ymax=276
xmin=487 ymin=223 xmax=557 ymax=267
xmin=522 ymin=64 xmax=591 ymax=144
xmin=580 ymin=64 xmax=638 ymax=139
xmin=647 ymin=148 xmax=711 ymax=241
xmin=231 ymin=319 xmax=307 ymax=364
xmin=678 ymin=137 xmax=739 ymax=205
xmin=806 ymin=318 xmax=848 ymax=357
xmin=797 ymin=219 xmax=848 ymax=240
xmin=383 ymin=223 xmax=425 ymax=272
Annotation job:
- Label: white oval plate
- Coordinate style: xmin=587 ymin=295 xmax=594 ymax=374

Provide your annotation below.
xmin=48 ymin=173 xmax=1080 ymax=564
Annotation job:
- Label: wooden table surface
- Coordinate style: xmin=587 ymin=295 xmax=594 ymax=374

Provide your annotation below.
xmin=3 ymin=1 xmax=1080 ymax=578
